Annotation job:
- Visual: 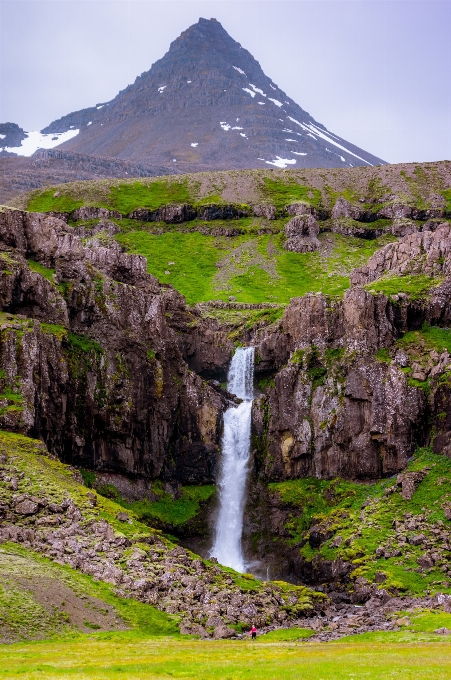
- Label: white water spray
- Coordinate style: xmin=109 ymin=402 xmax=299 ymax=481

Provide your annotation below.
xmin=211 ymin=347 xmax=255 ymax=572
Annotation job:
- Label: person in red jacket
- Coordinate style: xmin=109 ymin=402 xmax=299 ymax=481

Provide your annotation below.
xmin=250 ymin=625 xmax=257 ymax=640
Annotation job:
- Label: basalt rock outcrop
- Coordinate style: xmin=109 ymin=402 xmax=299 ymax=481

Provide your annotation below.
xmin=251 ymin=280 xmax=451 ymax=482
xmin=283 ymin=214 xmax=320 ymax=253
xmin=0 ymin=207 xmax=234 ymax=484
xmin=351 ymin=222 xmax=451 ymax=286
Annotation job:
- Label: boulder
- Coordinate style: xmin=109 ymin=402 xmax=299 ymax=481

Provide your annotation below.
xmin=116 ymin=512 xmax=131 ymax=522
xmin=331 ymin=198 xmax=363 ymax=221
xmin=213 ymin=625 xmax=235 ymax=639
xmin=417 ymin=554 xmax=433 ymax=569
xmin=284 ymin=214 xmax=320 ymax=253
xmin=395 ymin=616 xmax=411 ymax=626
xmin=396 ymin=471 xmax=426 ymax=500
xmin=253 ymin=204 xmax=276 ymax=220
xmin=15 ymin=499 xmax=39 ymax=516
xmin=409 ymin=534 xmax=425 ymax=546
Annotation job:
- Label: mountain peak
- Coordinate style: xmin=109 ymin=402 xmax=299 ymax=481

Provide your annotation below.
xmin=4 ymin=19 xmax=386 ymax=170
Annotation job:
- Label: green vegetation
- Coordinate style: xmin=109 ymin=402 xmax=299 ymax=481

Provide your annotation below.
xmin=27 ymin=190 xmax=83 ymax=214
xmin=82 ymin=472 xmax=215 ymax=533
xmin=109 ymin=180 xmax=192 ymax=215
xmin=66 ymin=332 xmax=103 ymax=356
xmin=398 ymin=323 xmax=451 ymax=356
xmin=270 ymin=448 xmax=451 ymax=595
xmin=0 ymin=543 xmax=178 ymax=642
xmin=2 ymin=634 xmax=451 ymax=678
xmin=40 ymin=323 xmax=67 ymax=341
xmin=0 ymin=370 xmax=24 ymax=417
xmin=375 ymin=348 xmax=391 ymax=363
xmin=443 ymin=189 xmax=451 ymax=215
xmin=366 ymin=273 xmax=444 ymax=300
xmin=123 ymin=485 xmax=216 ymax=529
xmin=115 ymin=231 xmax=220 ymax=305
xmin=27 ymin=259 xmax=56 ymax=284
xmin=261 ymin=177 xmax=322 ymax=211
xmin=116 ymin=230 xmax=394 ymax=305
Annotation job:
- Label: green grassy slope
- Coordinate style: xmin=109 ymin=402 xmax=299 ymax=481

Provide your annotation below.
xmin=115 ymin=230 xmax=394 ymax=305
xmin=10 ymin=163 xmax=451 ymax=306
xmin=0 ymin=544 xmax=177 ymax=643
xmin=269 ymin=448 xmax=451 ymax=596
xmin=14 ymin=162 xmax=451 ymax=215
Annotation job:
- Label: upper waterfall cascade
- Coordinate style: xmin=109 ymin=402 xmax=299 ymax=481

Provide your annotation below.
xmin=211 ymin=347 xmax=255 ymax=573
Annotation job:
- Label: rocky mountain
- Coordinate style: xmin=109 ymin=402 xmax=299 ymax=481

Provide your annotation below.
xmin=1 ymin=163 xmax=451 ymax=612
xmin=1 ymin=18 xmax=385 ymax=175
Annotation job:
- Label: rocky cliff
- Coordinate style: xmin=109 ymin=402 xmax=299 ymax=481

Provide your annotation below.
xmin=2 ymin=159 xmax=451 ymax=595
xmin=0 ymin=207 xmax=234 ymax=485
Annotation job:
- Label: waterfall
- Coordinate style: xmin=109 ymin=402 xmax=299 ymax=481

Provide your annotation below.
xmin=211 ymin=346 xmax=254 ymax=573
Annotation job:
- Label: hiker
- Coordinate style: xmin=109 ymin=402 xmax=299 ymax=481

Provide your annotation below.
xmin=250 ymin=625 xmax=257 ymax=640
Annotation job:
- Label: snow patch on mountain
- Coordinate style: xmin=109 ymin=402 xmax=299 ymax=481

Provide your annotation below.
xmin=265 ymin=156 xmax=296 ymax=168
xmin=249 ymin=84 xmax=266 ymax=97
xmin=1 ymin=129 xmax=80 ymax=157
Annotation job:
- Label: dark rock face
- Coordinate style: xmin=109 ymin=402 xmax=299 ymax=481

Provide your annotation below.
xmin=0 ymin=207 xmax=232 ymax=484
xmin=39 ymin=19 xmax=385 ymax=171
xmin=128 ymin=203 xmax=249 ymax=224
xmin=284 ymin=214 xmax=320 ymax=253
xmin=0 ymin=123 xmax=27 ymax=152
xmin=351 ymin=223 xmax=451 ymax=286
xmin=251 ymin=288 xmax=444 ymax=482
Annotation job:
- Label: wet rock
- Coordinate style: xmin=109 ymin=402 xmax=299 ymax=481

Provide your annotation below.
xmin=309 ymin=526 xmax=333 ymax=548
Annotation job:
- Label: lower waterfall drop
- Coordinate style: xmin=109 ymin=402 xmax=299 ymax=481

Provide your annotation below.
xmin=211 ymin=346 xmax=255 ymax=572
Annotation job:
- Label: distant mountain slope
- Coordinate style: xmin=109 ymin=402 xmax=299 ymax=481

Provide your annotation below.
xmin=2 ymin=18 xmax=385 ymax=172
xmin=0 ymin=150 xmax=177 ymax=205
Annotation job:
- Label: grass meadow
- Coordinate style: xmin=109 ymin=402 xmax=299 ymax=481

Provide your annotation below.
xmin=2 ymin=632 xmax=451 ymax=679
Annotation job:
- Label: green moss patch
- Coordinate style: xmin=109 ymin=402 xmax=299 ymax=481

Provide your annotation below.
xmin=116 ymin=230 xmax=392 ymax=305
xmin=365 ymin=273 xmax=444 ymax=300
xmin=270 ymin=449 xmax=451 ymax=596
xmin=261 ymin=178 xmax=322 ymax=211
xmin=27 ymin=259 xmax=56 ymax=284
xmin=109 ymin=180 xmax=192 ymax=215
xmin=27 ymin=190 xmax=83 ymax=214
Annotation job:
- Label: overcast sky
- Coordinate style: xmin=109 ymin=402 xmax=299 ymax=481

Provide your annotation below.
xmin=0 ymin=0 xmax=450 ymax=164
